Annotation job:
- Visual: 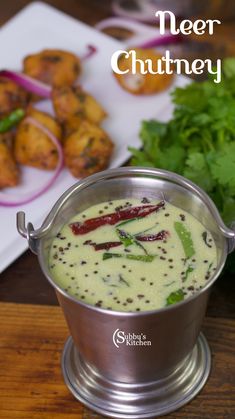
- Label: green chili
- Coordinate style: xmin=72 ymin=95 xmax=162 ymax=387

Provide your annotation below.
xmin=126 ymin=254 xmax=155 ymax=262
xmin=103 ymin=253 xmax=122 ymax=260
xmin=0 ymin=109 xmax=25 ymax=133
xmin=103 ymin=252 xmax=155 ymax=262
xmin=174 ymin=221 xmax=195 ymax=259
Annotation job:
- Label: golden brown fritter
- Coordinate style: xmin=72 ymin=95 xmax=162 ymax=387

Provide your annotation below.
xmin=23 ymin=49 xmax=81 ymax=87
xmin=52 ymin=85 xmax=107 ymax=126
xmin=14 ymin=108 xmax=62 ymax=170
xmin=0 ymin=130 xmax=14 ymax=150
xmin=63 ymin=114 xmax=85 ymax=137
xmin=0 ymin=77 xmax=28 ymax=117
xmin=0 ymin=143 xmax=19 ymax=188
xmin=64 ymin=120 xmax=114 ymax=178
xmin=113 ymin=48 xmax=174 ymax=95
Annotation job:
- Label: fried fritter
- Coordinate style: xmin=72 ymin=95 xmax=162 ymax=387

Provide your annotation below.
xmin=23 ymin=49 xmax=81 ymax=87
xmin=63 ymin=114 xmax=85 ymax=137
xmin=0 ymin=77 xmax=28 ymax=117
xmin=113 ymin=48 xmax=174 ymax=95
xmin=14 ymin=108 xmax=62 ymax=170
xmin=0 ymin=142 xmax=19 ymax=188
xmin=64 ymin=120 xmax=114 ymax=178
xmin=0 ymin=130 xmax=14 ymax=150
xmin=52 ymin=85 xmax=107 ymax=126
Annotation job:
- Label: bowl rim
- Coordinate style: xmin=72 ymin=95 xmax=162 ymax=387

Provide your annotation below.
xmin=35 ymin=166 xmax=231 ymax=316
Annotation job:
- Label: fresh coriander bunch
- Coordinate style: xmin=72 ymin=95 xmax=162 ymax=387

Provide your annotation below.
xmin=130 ymin=58 xmax=235 ymax=224
xmin=129 ymin=58 xmax=235 ymax=272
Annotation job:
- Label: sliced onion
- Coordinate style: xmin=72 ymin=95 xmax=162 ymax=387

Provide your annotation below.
xmin=0 ymin=117 xmax=63 ymax=207
xmin=95 ymin=17 xmax=182 ymax=49
xmin=95 ymin=17 xmax=153 ymax=34
xmin=136 ymin=34 xmax=183 ymax=49
xmin=112 ymin=1 xmax=168 ymax=23
xmin=0 ymin=70 xmax=51 ymax=98
xmin=0 ymin=45 xmax=97 ymax=97
xmin=81 ymin=44 xmax=97 ymax=61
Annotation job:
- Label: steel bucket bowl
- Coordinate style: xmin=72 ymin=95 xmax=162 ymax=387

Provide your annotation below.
xmin=17 ymin=167 xmax=235 ymax=418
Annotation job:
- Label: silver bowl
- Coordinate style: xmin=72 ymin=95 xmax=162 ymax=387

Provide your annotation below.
xmin=17 ymin=167 xmax=235 ymax=418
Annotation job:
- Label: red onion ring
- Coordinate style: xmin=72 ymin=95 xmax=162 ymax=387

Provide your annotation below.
xmin=81 ymin=44 xmax=97 ymax=61
xmin=95 ymin=17 xmax=182 ymax=49
xmin=0 ymin=44 xmax=97 ymax=98
xmin=0 ymin=116 xmax=64 ymax=207
xmin=95 ymin=17 xmax=152 ymax=34
xmin=0 ymin=70 xmax=51 ymax=98
xmin=136 ymin=33 xmax=183 ymax=49
xmin=112 ymin=0 xmax=169 ymax=23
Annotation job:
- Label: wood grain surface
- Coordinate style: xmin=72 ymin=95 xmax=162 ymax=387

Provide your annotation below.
xmin=0 ymin=302 xmax=234 ymax=419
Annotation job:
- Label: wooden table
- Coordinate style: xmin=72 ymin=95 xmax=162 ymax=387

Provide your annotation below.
xmin=0 ymin=1 xmax=235 ymax=418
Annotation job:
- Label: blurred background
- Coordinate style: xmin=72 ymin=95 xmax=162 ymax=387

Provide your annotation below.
xmin=1 ymin=0 xmax=235 ymax=81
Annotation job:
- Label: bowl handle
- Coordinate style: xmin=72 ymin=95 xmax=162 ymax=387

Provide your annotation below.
xmin=226 ymin=222 xmax=235 ymax=254
xmin=16 ymin=211 xmax=49 ymax=254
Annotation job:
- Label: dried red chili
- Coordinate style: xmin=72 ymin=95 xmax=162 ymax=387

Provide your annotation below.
xmin=70 ymin=201 xmax=165 ymax=235
xmin=84 ymin=240 xmax=122 ymax=251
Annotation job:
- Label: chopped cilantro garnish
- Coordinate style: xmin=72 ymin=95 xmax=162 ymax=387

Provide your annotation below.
xmin=166 ymin=289 xmax=184 ymax=306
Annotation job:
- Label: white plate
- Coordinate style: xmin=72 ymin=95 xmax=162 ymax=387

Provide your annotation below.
xmin=0 ymin=1 xmax=190 ymax=273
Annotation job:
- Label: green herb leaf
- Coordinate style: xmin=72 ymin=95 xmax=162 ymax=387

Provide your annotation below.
xmin=210 ymin=144 xmax=235 ymax=190
xmin=115 ymin=228 xmax=148 ymax=254
xmin=223 ymin=58 xmax=235 ymax=79
xmin=222 ymin=197 xmax=235 ymax=224
xmin=118 ymin=274 xmax=129 ymax=287
xmin=129 ymin=58 xmax=235 ymax=273
xmin=164 ymin=280 xmax=176 ymax=287
xmin=116 ymin=229 xmax=134 ymax=247
xmin=166 ymin=289 xmax=184 ymax=306
xmin=183 ymin=152 xmax=215 ymax=192
xmin=117 ymin=217 xmax=142 ymax=228
xmin=182 ymin=265 xmax=194 ymax=282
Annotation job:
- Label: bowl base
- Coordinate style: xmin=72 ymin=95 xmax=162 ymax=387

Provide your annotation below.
xmin=61 ymin=333 xmax=211 ymax=418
